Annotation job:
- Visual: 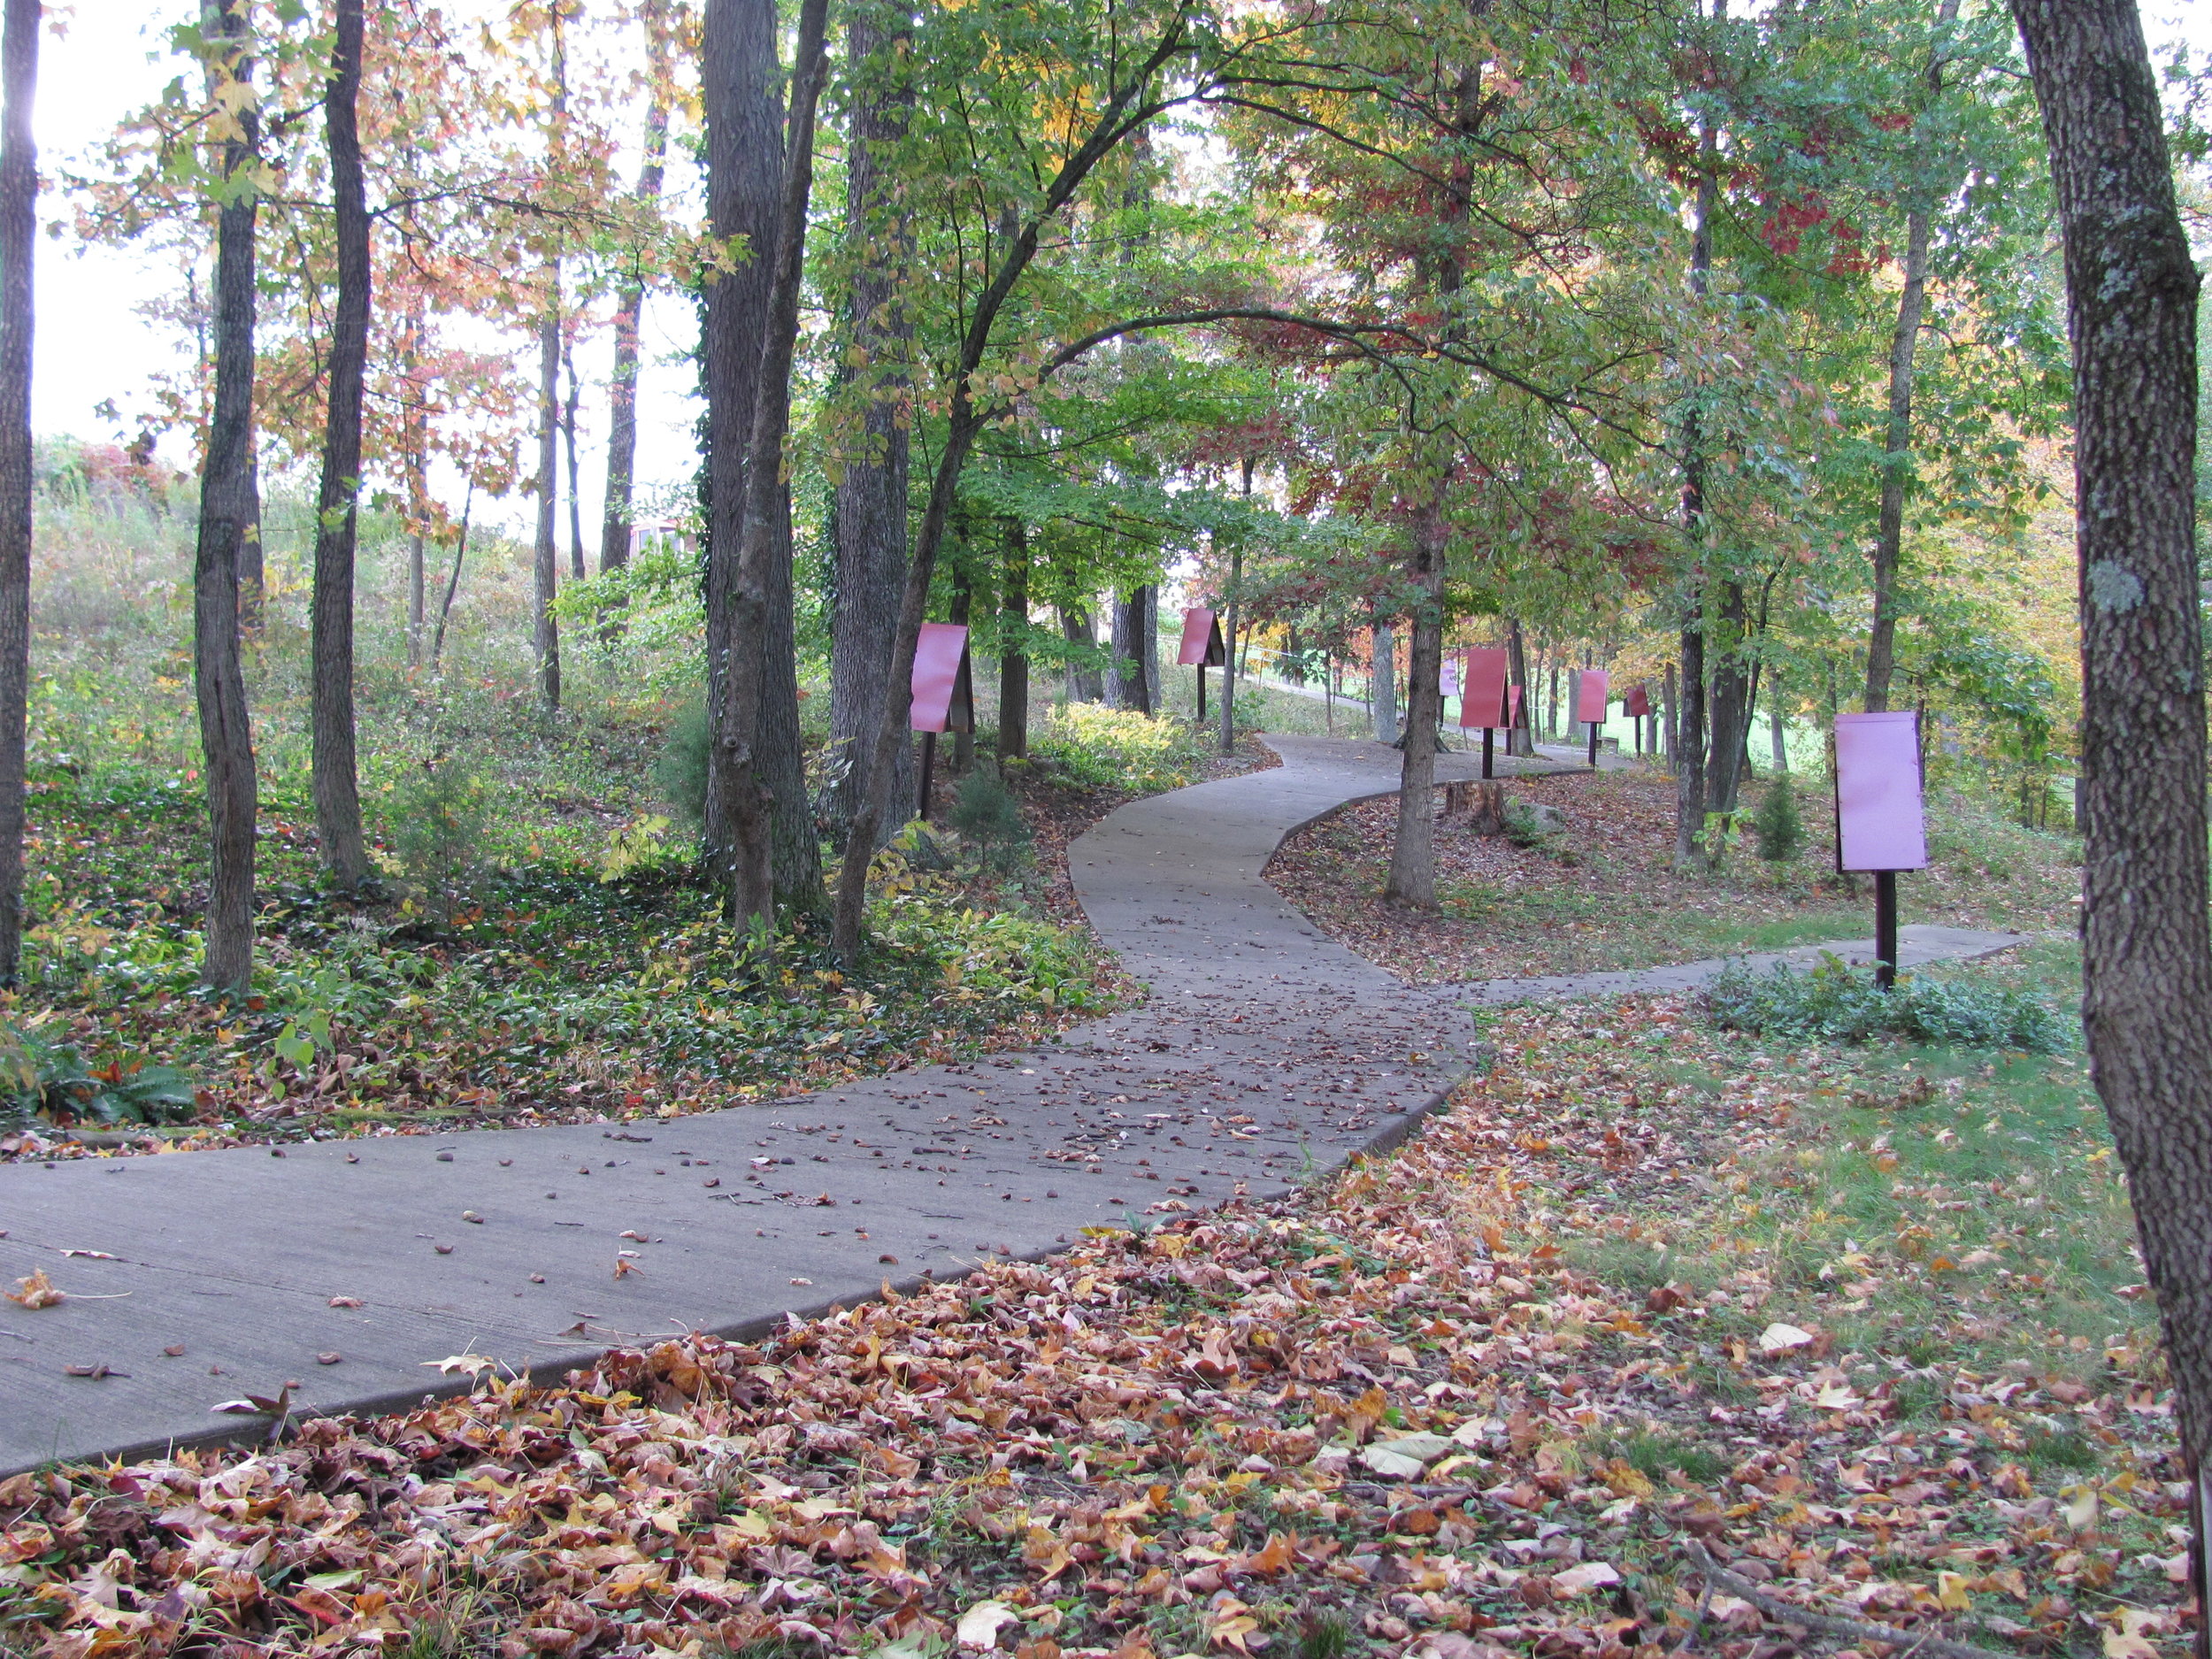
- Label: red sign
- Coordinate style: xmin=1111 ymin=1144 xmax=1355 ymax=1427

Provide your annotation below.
xmin=1459 ymin=647 xmax=1509 ymax=729
xmin=1834 ymin=711 xmax=1927 ymax=872
xmin=1574 ymin=669 xmax=1609 ymax=726
xmin=1177 ymin=607 xmax=1226 ymax=667
xmin=1508 ymin=684 xmax=1523 ymax=726
xmin=910 ymin=623 xmax=973 ymax=733
xmin=1623 ymin=682 xmax=1652 ymax=718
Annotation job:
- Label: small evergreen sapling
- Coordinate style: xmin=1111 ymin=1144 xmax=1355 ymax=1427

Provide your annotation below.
xmin=1754 ymin=777 xmax=1804 ymax=862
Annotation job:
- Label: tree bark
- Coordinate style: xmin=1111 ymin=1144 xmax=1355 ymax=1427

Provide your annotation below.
xmin=1385 ymin=510 xmax=1447 ymax=907
xmin=194 ymin=0 xmax=260 ymax=994
xmin=826 ymin=0 xmax=913 ymax=844
xmin=533 ymin=304 xmax=562 ymax=712
xmin=1061 ymin=604 xmax=1102 ymax=701
xmin=1865 ymin=0 xmax=1961 ymax=713
xmin=1221 ymin=457 xmax=1249 ymax=754
xmin=708 ymin=0 xmax=828 ymax=923
xmin=601 ymin=0 xmax=669 ymax=579
xmin=1705 ymin=578 xmax=1752 ymax=826
xmin=563 ymin=336 xmax=586 ymax=582
xmin=238 ymin=449 xmax=263 ymax=628
xmin=1370 ymin=616 xmax=1397 ymax=741
xmin=310 ymin=0 xmax=370 ymax=888
xmin=1110 ymin=589 xmax=1150 ymax=713
xmin=1506 ymin=618 xmax=1535 ymax=757
xmin=0 ymin=0 xmax=33 ymax=986
xmin=1673 ymin=108 xmax=1717 ymax=870
xmin=2009 ymin=3 xmax=2212 ymax=1644
xmin=998 ymin=517 xmax=1029 ymax=757
xmin=431 ymin=480 xmax=471 ymax=668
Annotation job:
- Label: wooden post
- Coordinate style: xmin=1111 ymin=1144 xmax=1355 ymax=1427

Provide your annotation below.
xmin=1587 ymin=722 xmax=1600 ymax=768
xmin=1482 ymin=726 xmax=1494 ymax=780
xmin=1196 ymin=664 xmax=1206 ymax=725
xmin=1874 ymin=870 xmax=1899 ymax=990
xmin=917 ymin=732 xmax=936 ymax=823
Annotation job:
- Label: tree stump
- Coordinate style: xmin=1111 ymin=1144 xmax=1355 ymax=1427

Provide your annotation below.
xmin=1463 ymin=781 xmax=1509 ymax=836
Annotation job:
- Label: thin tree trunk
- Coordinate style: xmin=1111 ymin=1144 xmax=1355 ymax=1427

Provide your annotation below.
xmin=1865 ymin=0 xmax=1961 ymax=714
xmin=533 ymin=305 xmax=562 ymax=712
xmin=563 ymin=336 xmax=586 ymax=583
xmin=949 ymin=569 xmax=973 ymax=772
xmin=310 ymin=0 xmax=370 ymax=887
xmin=0 ymin=0 xmax=33 ymax=986
xmin=1221 ymin=457 xmax=1248 ymax=754
xmin=826 ymin=0 xmax=913 ymax=844
xmin=1663 ymin=659 xmax=1678 ymax=762
xmin=1061 ymin=604 xmax=1102 ymax=701
xmin=1769 ymin=704 xmax=1787 ymax=773
xmin=998 ymin=517 xmax=1029 ymax=758
xmin=1370 ymin=616 xmax=1396 ymax=741
xmin=195 ymin=0 xmax=259 ymax=993
xmin=1673 ymin=109 xmax=1717 ymax=870
xmin=709 ymin=0 xmax=828 ymax=923
xmin=1141 ymin=583 xmax=1160 ymax=712
xmin=1385 ymin=509 xmax=1447 ymax=907
xmin=1705 ymin=580 xmax=1752 ymax=826
xmin=600 ymin=0 xmax=669 ymax=578
xmin=431 ymin=479 xmax=472 ymax=668
xmin=2009 ymin=4 xmax=2212 ymax=1643
xmin=1506 ymin=618 xmax=1535 ymax=757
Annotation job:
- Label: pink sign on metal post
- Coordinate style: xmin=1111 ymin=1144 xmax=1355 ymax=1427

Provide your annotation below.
xmin=1177 ymin=607 xmax=1226 ymax=667
xmin=1834 ymin=711 xmax=1927 ymax=872
xmin=1574 ymin=669 xmax=1609 ymax=726
xmin=1459 ymin=647 xmax=1509 ymax=729
xmin=1623 ymin=682 xmax=1652 ymax=719
xmin=1508 ymin=684 xmax=1524 ymax=727
xmin=910 ymin=623 xmax=973 ymax=734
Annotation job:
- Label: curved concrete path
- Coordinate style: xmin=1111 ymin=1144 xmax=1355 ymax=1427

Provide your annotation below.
xmin=0 ymin=736 xmax=2017 ymax=1471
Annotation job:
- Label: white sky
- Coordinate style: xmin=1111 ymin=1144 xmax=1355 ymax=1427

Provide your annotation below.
xmin=31 ymin=2 xmax=2212 ymax=540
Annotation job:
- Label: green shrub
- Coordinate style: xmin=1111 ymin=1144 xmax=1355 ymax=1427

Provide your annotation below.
xmin=0 ymin=1021 xmax=198 ymax=1127
xmin=652 ymin=700 xmax=711 ymax=824
xmin=1754 ymin=777 xmax=1804 ymax=862
xmin=949 ymin=766 xmax=1031 ymax=868
xmin=1705 ymin=954 xmax=2070 ymax=1052
xmin=1032 ymin=702 xmax=1202 ymax=794
xmin=380 ymin=759 xmax=488 ymax=922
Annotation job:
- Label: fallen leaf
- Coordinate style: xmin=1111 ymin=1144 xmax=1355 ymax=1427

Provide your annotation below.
xmin=956 ymin=1600 xmax=1020 ymax=1649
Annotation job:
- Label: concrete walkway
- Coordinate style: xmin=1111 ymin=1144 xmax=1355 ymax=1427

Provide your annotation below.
xmin=0 ymin=737 xmax=2018 ymax=1471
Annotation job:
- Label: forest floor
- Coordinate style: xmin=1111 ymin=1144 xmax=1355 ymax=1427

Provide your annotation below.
xmin=0 ymin=987 xmax=2171 ymax=1659
xmin=1266 ymin=764 xmax=2079 ymax=983
xmin=0 ymin=700 xmax=1268 ymax=1164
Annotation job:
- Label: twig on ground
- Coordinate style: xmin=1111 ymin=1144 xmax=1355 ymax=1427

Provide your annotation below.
xmin=1685 ymin=1540 xmax=2014 ymax=1659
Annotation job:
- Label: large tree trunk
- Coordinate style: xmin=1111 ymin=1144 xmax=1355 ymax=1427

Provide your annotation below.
xmin=998 ymin=517 xmax=1029 ymax=757
xmin=0 ymin=0 xmax=33 ymax=986
xmin=1865 ymin=0 xmax=1961 ymax=713
xmin=1705 ymin=580 xmax=1752 ymax=825
xmin=1369 ymin=617 xmax=1396 ymax=741
xmin=826 ymin=0 xmax=913 ymax=845
xmin=309 ymin=0 xmax=370 ymax=888
xmin=601 ymin=0 xmax=670 ymax=578
xmin=1061 ymin=604 xmax=1102 ymax=701
xmin=1110 ymin=588 xmax=1150 ymax=713
xmin=2010 ymin=0 xmax=2212 ymax=1640
xmin=1385 ymin=511 xmax=1447 ymax=907
xmin=1505 ymin=618 xmax=1535 ymax=757
xmin=195 ymin=0 xmax=260 ymax=994
xmin=533 ymin=304 xmax=562 ymax=712
xmin=702 ymin=0 xmax=821 ymax=910
xmin=706 ymin=0 xmax=828 ymax=923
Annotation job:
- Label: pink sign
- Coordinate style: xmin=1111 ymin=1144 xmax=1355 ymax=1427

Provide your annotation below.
xmin=1177 ymin=607 xmax=1225 ymax=667
xmin=910 ymin=623 xmax=973 ymax=733
xmin=1834 ymin=711 xmax=1926 ymax=872
xmin=1623 ymin=682 xmax=1651 ymax=718
xmin=1574 ymin=669 xmax=1609 ymax=726
xmin=1508 ymin=684 xmax=1523 ymax=726
xmin=1459 ymin=647 xmax=1509 ymax=729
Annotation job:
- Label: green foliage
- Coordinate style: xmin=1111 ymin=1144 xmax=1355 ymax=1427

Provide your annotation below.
xmin=1753 ymin=777 xmax=1805 ymax=862
xmin=653 ymin=701 xmax=712 ymax=826
xmin=947 ymin=767 xmax=1032 ymax=870
xmin=379 ymin=761 xmax=488 ymax=921
xmin=1706 ymin=956 xmax=2069 ymax=1053
xmin=1031 ymin=703 xmax=1202 ymax=794
xmin=0 ymin=1020 xmax=197 ymax=1127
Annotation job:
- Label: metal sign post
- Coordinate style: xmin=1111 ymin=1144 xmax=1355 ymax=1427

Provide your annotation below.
xmin=1178 ymin=607 xmax=1227 ymax=724
xmin=1624 ymin=682 xmax=1652 ymax=756
xmin=1576 ymin=669 xmax=1609 ymax=768
xmin=1833 ymin=710 xmax=1929 ymax=989
xmin=1459 ymin=647 xmax=1509 ymax=780
xmin=910 ymin=623 xmax=975 ymax=824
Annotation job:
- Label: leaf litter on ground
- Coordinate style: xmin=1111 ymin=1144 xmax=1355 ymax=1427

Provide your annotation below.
xmin=0 ymin=997 xmax=2183 ymax=1659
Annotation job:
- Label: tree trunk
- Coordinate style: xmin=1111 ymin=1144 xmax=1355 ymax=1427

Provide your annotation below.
xmin=0 ymin=0 xmax=33 ymax=986
xmin=194 ymin=0 xmax=260 ymax=994
xmin=1370 ymin=618 xmax=1396 ymax=741
xmin=2009 ymin=3 xmax=2212 ymax=1641
xmin=1505 ymin=618 xmax=1535 ymax=757
xmin=1705 ymin=580 xmax=1752 ymax=826
xmin=431 ymin=480 xmax=472 ymax=668
xmin=1110 ymin=589 xmax=1149 ymax=713
xmin=998 ymin=517 xmax=1029 ymax=758
xmin=533 ymin=304 xmax=562 ymax=713
xmin=310 ymin=0 xmax=370 ymax=888
xmin=1663 ymin=659 xmax=1678 ymax=762
xmin=1865 ymin=0 xmax=1961 ymax=714
xmin=949 ymin=571 xmax=974 ymax=772
xmin=563 ymin=336 xmax=586 ymax=583
xmin=826 ymin=0 xmax=913 ymax=845
xmin=1769 ymin=704 xmax=1787 ymax=773
xmin=708 ymin=0 xmax=829 ymax=924
xmin=1061 ymin=605 xmax=1102 ymax=701
xmin=1385 ymin=511 xmax=1446 ymax=907
xmin=1221 ymin=457 xmax=1248 ymax=754
xmin=238 ymin=449 xmax=263 ymax=629
xmin=1673 ymin=110 xmax=1717 ymax=870
xmin=600 ymin=0 xmax=669 ymax=579
xmin=1140 ymin=584 xmax=1160 ymax=712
